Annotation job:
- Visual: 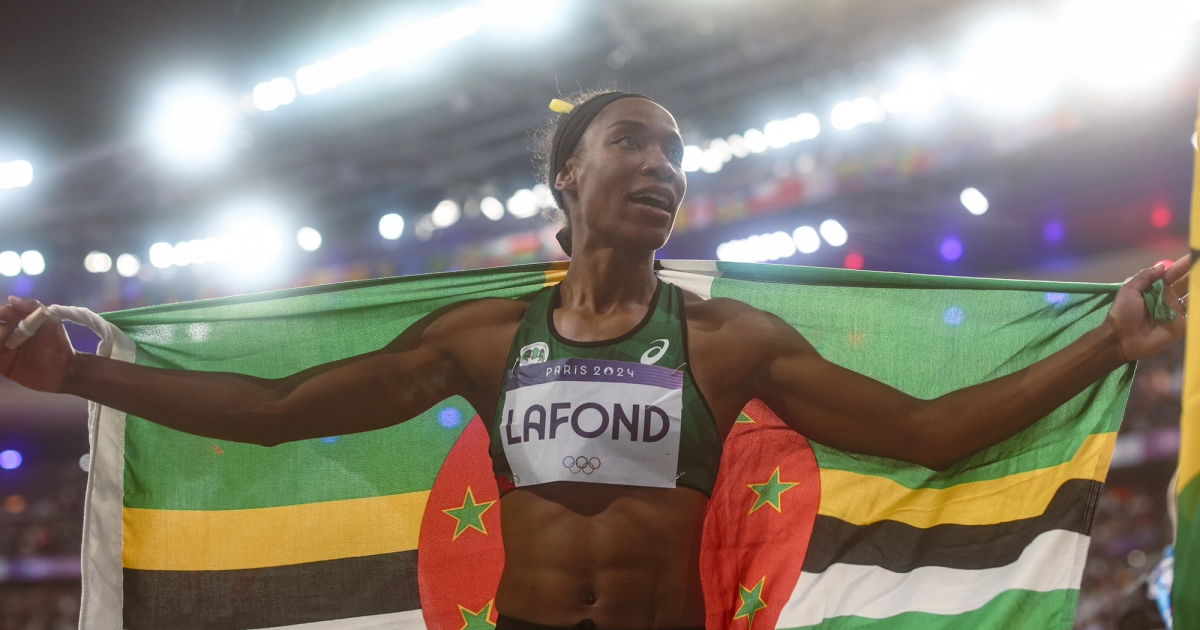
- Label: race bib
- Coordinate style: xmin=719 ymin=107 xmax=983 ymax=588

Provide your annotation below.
xmin=499 ymin=358 xmax=683 ymax=488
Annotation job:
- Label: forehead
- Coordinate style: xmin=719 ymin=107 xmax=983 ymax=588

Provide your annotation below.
xmin=589 ymin=98 xmax=680 ymax=136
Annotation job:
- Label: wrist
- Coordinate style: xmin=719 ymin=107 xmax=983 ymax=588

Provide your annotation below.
xmin=60 ymin=350 xmax=91 ymax=396
xmin=1091 ymin=320 xmax=1129 ymax=368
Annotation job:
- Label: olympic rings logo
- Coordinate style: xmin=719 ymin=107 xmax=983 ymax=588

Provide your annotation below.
xmin=563 ymin=455 xmax=602 ymax=475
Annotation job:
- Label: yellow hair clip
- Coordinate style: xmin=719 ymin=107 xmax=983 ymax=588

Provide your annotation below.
xmin=549 ymin=99 xmax=575 ymax=114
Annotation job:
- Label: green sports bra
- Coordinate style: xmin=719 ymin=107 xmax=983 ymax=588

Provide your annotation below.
xmin=489 ymin=280 xmax=723 ymax=496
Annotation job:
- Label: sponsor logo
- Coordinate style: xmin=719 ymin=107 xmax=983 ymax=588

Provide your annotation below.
xmin=564 ymin=456 xmax=601 ymax=474
xmin=640 ymin=339 xmax=669 ymax=365
xmin=518 ymin=342 xmax=549 ymax=366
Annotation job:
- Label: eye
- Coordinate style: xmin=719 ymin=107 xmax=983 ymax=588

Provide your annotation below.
xmin=667 ymin=148 xmax=684 ymax=165
xmin=615 ymin=135 xmax=639 ymax=148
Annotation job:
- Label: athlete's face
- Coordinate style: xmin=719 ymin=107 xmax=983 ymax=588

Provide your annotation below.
xmin=554 ymin=98 xmax=687 ymax=254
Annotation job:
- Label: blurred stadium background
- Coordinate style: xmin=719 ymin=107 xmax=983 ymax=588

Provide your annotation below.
xmin=1 ymin=0 xmax=1198 ymax=628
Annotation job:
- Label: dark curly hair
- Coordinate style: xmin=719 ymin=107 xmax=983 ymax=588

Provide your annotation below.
xmin=531 ymin=89 xmax=620 ymax=257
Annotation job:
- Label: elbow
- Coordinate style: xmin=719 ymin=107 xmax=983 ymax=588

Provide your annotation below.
xmin=902 ymin=406 xmax=964 ymax=472
xmin=237 ymin=396 xmax=292 ymax=448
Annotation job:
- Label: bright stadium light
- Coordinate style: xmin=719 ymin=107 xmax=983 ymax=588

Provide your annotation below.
xmin=792 ymin=226 xmax=821 ymax=254
xmin=955 ymin=14 xmax=1060 ymax=119
xmin=830 ymin=98 xmax=885 ymax=131
xmin=507 ymin=188 xmax=539 ymax=218
xmin=700 ymin=149 xmax=724 ymax=173
xmin=116 ymin=254 xmax=141 ymax=278
xmin=297 ymin=227 xmax=322 ymax=251
xmin=707 ymin=139 xmax=733 ymax=163
xmin=145 ymin=81 xmax=240 ymax=172
xmin=681 ymin=145 xmax=704 ymax=172
xmin=960 ymin=187 xmax=989 ymax=215
xmin=716 ymin=232 xmax=796 ymax=263
xmin=726 ymin=135 xmax=749 ymax=158
xmin=483 ymin=0 xmax=564 ymax=34
xmin=20 ymin=250 xmax=44 ymax=276
xmin=532 ymin=184 xmax=555 ymax=210
xmin=171 ymin=241 xmax=193 ymax=267
xmin=0 ymin=160 xmax=33 ymax=189
xmin=294 ymin=7 xmax=481 ymax=97
xmin=763 ymin=116 xmax=820 ymax=148
xmin=379 ymin=213 xmax=405 ymax=240
xmin=84 ymin=251 xmax=113 ymax=273
xmin=819 ymin=219 xmax=848 ymax=246
xmin=431 ymin=199 xmax=461 ymax=228
xmin=1056 ymin=0 xmax=1196 ymax=94
xmin=252 ymin=77 xmax=297 ymax=112
xmin=787 ymin=114 xmax=821 ymax=142
xmin=480 ymin=196 xmax=505 ymax=220
xmin=881 ymin=59 xmax=945 ymax=118
xmin=763 ymin=120 xmax=791 ymax=148
xmin=743 ymin=129 xmax=768 ymax=153
xmin=0 ymin=251 xmax=21 ymax=277
xmin=149 ymin=242 xmax=175 ymax=269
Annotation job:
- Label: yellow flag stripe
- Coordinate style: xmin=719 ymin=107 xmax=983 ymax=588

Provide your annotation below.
xmin=123 ymin=491 xmax=429 ymax=571
xmin=543 ymin=261 xmax=568 ymax=287
xmin=1182 ymin=88 xmax=1200 ymax=495
xmin=819 ymin=432 xmax=1115 ymax=528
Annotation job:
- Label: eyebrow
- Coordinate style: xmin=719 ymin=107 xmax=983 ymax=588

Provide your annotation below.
xmin=607 ymin=119 xmax=684 ymax=147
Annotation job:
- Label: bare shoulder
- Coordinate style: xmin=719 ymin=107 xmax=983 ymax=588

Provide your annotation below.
xmin=427 ymin=296 xmax=530 ymax=331
xmin=679 ymin=289 xmax=792 ymax=341
xmin=421 ymin=296 xmax=529 ymax=355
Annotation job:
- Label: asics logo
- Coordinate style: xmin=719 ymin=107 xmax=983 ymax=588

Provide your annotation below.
xmin=640 ymin=339 xmax=669 ymax=365
xmin=563 ymin=456 xmax=601 ymax=474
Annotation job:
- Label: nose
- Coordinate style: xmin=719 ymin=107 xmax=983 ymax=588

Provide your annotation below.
xmin=640 ymin=151 xmax=677 ymax=183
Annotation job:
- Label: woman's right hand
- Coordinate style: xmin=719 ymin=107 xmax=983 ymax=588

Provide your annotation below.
xmin=0 ymin=296 xmax=76 ymax=393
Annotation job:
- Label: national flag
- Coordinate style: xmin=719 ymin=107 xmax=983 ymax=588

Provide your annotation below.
xmin=1174 ymin=90 xmax=1200 ymax=630
xmin=70 ymin=259 xmax=1135 ymax=629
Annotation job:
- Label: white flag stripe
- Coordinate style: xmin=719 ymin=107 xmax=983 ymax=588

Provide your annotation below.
xmin=656 ymin=262 xmax=719 ymax=300
xmin=55 ymin=305 xmax=137 ymax=630
xmin=776 ymin=529 xmax=1090 ymax=628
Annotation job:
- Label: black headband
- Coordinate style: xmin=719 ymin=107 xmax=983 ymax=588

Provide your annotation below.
xmin=549 ymin=91 xmax=651 ymax=209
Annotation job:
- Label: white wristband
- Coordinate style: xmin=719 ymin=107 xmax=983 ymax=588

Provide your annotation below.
xmin=5 ymin=305 xmax=50 ymax=350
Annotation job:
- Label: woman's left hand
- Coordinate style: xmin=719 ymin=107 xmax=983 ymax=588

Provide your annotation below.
xmin=1105 ymin=254 xmax=1191 ymax=362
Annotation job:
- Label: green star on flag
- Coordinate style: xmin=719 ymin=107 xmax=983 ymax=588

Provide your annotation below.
xmin=443 ymin=486 xmax=495 ymax=540
xmin=747 ymin=466 xmax=799 ymax=514
xmin=733 ymin=576 xmax=768 ymax=629
xmin=457 ymin=600 xmax=496 ymax=630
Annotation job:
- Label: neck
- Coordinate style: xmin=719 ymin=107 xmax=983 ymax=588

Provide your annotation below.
xmin=557 ymin=240 xmax=657 ymax=314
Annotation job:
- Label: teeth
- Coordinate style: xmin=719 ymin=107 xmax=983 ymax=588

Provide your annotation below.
xmin=632 ymin=193 xmax=669 ymax=209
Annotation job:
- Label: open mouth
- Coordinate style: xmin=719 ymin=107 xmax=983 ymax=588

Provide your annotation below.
xmin=628 ymin=193 xmax=672 ymax=213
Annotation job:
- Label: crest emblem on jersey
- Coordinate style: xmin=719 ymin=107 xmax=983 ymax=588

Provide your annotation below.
xmin=640 ymin=339 xmax=669 ymax=365
xmin=518 ymin=342 xmax=549 ymax=366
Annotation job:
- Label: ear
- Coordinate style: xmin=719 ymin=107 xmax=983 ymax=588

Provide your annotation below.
xmin=554 ymin=158 xmax=578 ymax=197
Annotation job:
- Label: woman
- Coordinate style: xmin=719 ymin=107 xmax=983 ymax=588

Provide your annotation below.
xmin=0 ymin=90 xmax=1190 ymax=630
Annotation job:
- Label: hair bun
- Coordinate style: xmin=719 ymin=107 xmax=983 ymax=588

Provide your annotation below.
xmin=555 ymin=225 xmax=573 ymax=257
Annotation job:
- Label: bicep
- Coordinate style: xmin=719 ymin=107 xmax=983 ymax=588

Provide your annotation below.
xmin=746 ymin=317 xmax=930 ymax=460
xmin=269 ymin=306 xmax=472 ymax=440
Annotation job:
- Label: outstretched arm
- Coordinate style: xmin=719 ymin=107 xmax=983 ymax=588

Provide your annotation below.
xmin=744 ymin=257 xmax=1189 ymax=470
xmin=0 ymin=299 xmax=484 ymax=447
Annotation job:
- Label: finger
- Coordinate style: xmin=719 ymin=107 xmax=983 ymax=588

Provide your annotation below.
xmin=1171 ymin=269 xmax=1190 ymax=292
xmin=1124 ymin=263 xmax=1168 ymax=291
xmin=5 ymin=296 xmax=40 ymax=317
xmin=1165 ymin=253 xmax=1193 ymax=285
